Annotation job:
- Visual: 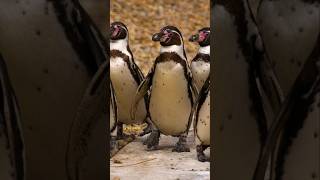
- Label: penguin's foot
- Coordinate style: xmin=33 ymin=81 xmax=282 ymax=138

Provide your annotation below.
xmin=144 ymin=130 xmax=160 ymax=150
xmin=172 ymin=135 xmax=190 ymax=152
xmin=196 ymin=145 xmax=210 ymax=162
xmin=198 ymin=154 xmax=210 ymax=162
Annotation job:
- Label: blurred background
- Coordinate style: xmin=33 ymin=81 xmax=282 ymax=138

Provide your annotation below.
xmin=110 ymin=0 xmax=210 ymax=75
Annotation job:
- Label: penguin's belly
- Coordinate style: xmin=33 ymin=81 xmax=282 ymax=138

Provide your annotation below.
xmin=191 ymin=61 xmax=210 ymax=91
xmin=150 ymin=62 xmax=192 ymax=136
xmin=212 ymin=5 xmax=261 ymax=180
xmin=0 ymin=1 xmax=101 ymax=179
xmin=110 ymin=57 xmax=146 ymax=124
xmin=196 ymin=92 xmax=210 ymax=145
xmin=278 ymin=93 xmax=320 ymax=180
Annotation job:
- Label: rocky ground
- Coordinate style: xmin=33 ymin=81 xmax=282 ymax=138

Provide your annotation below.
xmin=111 ymin=129 xmax=210 ymax=180
xmin=110 ymin=0 xmax=210 ymax=74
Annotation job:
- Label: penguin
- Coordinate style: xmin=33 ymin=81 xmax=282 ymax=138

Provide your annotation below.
xmin=189 ymin=27 xmax=211 ymax=91
xmin=0 ymin=54 xmax=25 ymax=180
xmin=131 ymin=26 xmax=197 ymax=152
xmin=212 ymin=1 xmax=271 ymax=179
xmin=110 ymin=21 xmax=150 ymax=139
xmin=191 ymin=77 xmax=210 ymax=162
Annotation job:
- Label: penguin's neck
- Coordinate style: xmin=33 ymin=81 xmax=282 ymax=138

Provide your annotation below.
xmin=160 ymin=44 xmax=186 ymax=60
xmin=110 ymin=37 xmax=132 ymax=58
xmin=198 ymin=45 xmax=210 ymax=55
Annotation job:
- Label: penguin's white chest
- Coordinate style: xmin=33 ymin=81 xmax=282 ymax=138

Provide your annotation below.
xmin=195 ymin=91 xmax=210 ymax=145
xmin=191 ymin=61 xmax=210 ymax=91
xmin=149 ymin=61 xmax=192 ymax=135
xmin=110 ymin=57 xmax=146 ymax=124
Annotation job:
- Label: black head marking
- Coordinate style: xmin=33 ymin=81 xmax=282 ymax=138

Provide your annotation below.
xmin=110 ymin=21 xmax=128 ymax=40
xmin=152 ymin=25 xmax=183 ymax=46
xmin=189 ymin=27 xmax=210 ymax=47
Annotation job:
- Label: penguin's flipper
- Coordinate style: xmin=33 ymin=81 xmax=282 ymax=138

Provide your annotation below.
xmin=172 ymin=133 xmax=190 ymax=152
xmin=187 ymin=65 xmax=199 ymax=101
xmin=51 ymin=0 xmax=107 ymax=70
xmin=192 ymin=77 xmax=210 ymax=138
xmin=134 ymin=63 xmax=145 ymax=83
xmin=66 ymin=60 xmax=108 ymax=180
xmin=253 ymin=36 xmax=320 ymax=179
xmin=130 ymin=66 xmax=155 ymax=121
xmin=0 ymin=54 xmax=25 ymax=180
xmin=110 ymin=82 xmax=117 ymax=133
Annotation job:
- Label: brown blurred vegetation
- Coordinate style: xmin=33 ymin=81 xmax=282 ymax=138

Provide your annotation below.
xmin=111 ymin=0 xmax=210 ymax=75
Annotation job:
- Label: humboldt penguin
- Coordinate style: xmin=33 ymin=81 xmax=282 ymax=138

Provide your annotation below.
xmin=212 ymin=1 xmax=271 ymax=179
xmin=110 ymin=21 xmax=150 ymax=138
xmin=132 ymin=26 xmax=197 ymax=152
xmin=191 ymin=77 xmax=210 ymax=162
xmin=189 ymin=27 xmax=211 ymax=91
xmin=252 ymin=1 xmax=320 ymax=179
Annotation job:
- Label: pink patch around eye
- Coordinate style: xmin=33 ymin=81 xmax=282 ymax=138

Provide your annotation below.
xmin=112 ymin=26 xmax=119 ymax=37
xmin=199 ymin=32 xmax=207 ymax=42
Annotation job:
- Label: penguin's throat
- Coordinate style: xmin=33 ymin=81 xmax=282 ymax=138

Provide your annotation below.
xmin=110 ymin=38 xmax=128 ymax=51
xmin=160 ymin=45 xmax=186 ymax=60
xmin=198 ymin=45 xmax=210 ymax=55
xmin=110 ymin=38 xmax=131 ymax=58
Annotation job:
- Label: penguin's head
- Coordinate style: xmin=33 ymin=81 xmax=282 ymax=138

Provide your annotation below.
xmin=189 ymin=27 xmax=210 ymax=47
xmin=152 ymin=26 xmax=183 ymax=46
xmin=110 ymin=22 xmax=128 ymax=41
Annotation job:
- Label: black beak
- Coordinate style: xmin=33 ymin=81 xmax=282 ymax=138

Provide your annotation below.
xmin=189 ymin=34 xmax=199 ymax=42
xmin=152 ymin=32 xmax=162 ymax=41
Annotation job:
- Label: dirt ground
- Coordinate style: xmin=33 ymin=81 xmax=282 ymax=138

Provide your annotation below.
xmin=110 ymin=129 xmax=210 ymax=180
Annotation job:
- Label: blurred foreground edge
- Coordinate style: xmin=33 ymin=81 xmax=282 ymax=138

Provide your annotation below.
xmin=212 ymin=0 xmax=320 ymax=179
xmin=0 ymin=0 xmax=108 ymax=179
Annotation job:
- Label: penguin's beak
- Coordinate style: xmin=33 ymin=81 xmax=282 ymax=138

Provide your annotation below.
xmin=152 ymin=32 xmax=162 ymax=41
xmin=189 ymin=34 xmax=199 ymax=42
